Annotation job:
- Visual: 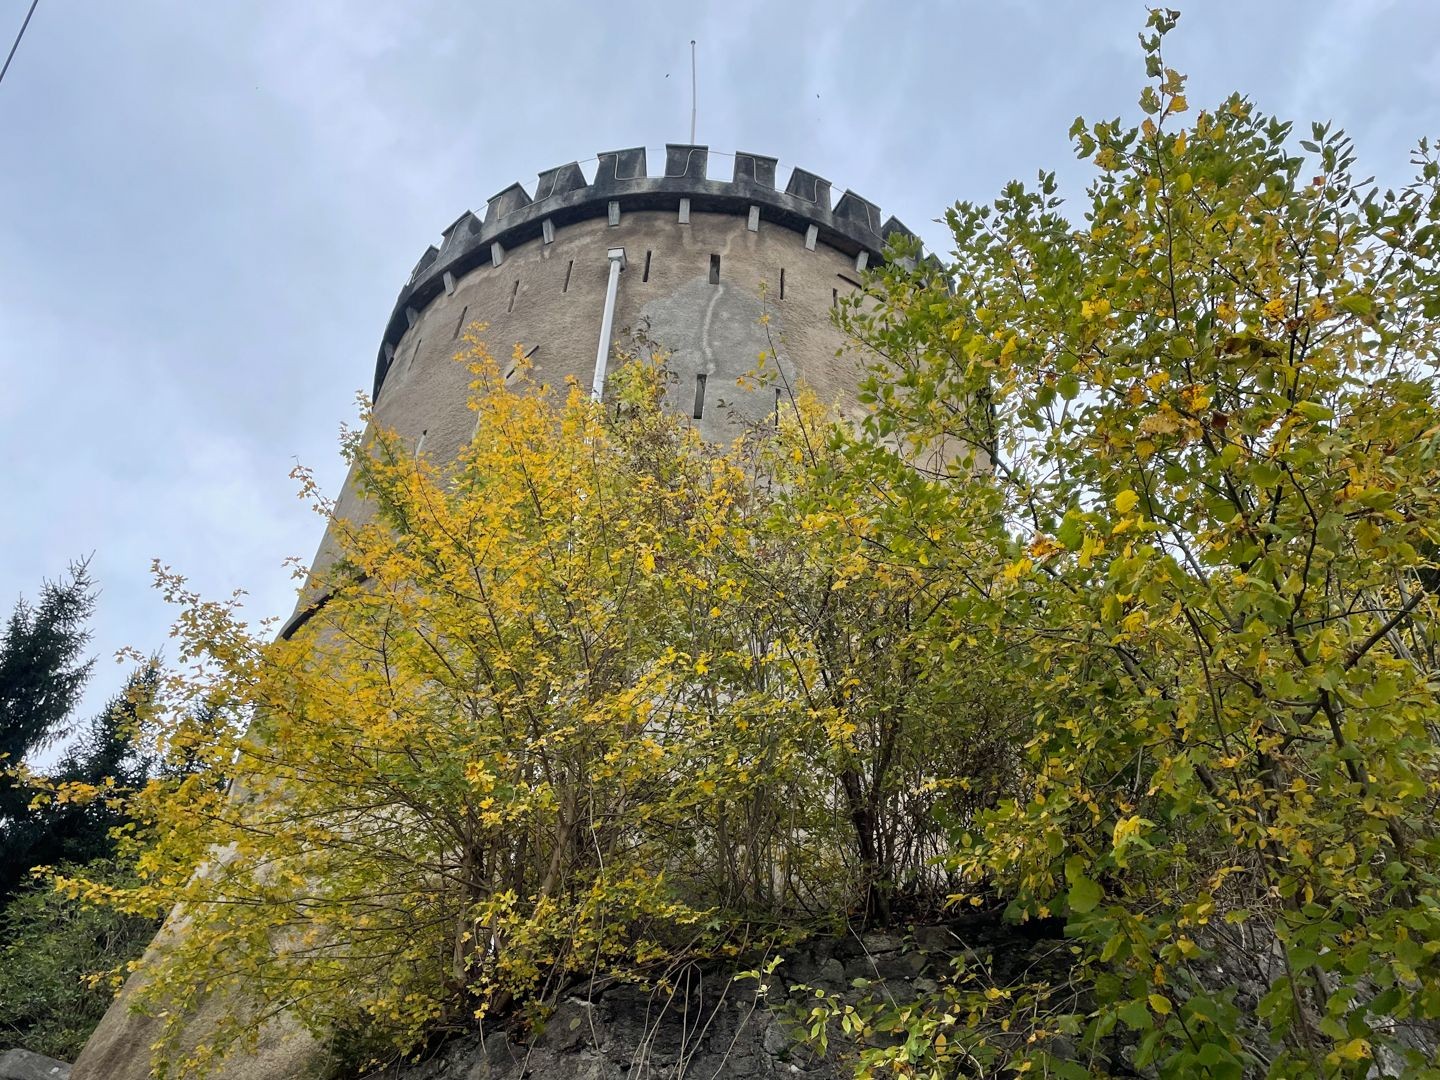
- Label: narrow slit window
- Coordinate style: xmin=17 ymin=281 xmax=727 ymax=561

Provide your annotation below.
xmin=563 ymin=259 xmax=573 ymax=293
xmin=642 ymin=250 xmax=652 ymax=282
xmin=779 ymin=267 xmax=785 ymax=300
xmin=708 ymin=254 xmax=720 ymax=285
xmin=832 ymin=287 xmax=838 ymax=308
xmin=692 ymin=373 xmax=708 ymax=419
xmin=406 ymin=338 xmax=422 ymax=371
xmin=415 ymin=429 xmax=428 ymax=455
xmin=508 ymin=280 xmax=519 ymax=313
xmin=452 ymin=305 xmax=469 ymax=340
xmin=837 ymin=272 xmax=862 ymax=288
xmin=774 ymin=387 xmax=782 ymax=422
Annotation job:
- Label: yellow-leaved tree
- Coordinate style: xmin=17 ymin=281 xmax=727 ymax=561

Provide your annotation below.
xmin=63 ymin=341 xmax=1015 ymax=1077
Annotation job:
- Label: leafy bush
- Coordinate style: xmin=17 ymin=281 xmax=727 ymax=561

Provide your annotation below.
xmin=64 ymin=348 xmax=1016 ymax=1076
xmin=829 ymin=9 xmax=1440 ymax=1076
xmin=0 ymin=860 xmax=159 ymax=1060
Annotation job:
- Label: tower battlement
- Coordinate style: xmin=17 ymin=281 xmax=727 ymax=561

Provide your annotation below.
xmin=375 ymin=144 xmax=916 ymax=398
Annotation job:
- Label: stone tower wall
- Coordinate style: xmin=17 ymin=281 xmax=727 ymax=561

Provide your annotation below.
xmin=299 ymin=144 xmax=916 ymax=617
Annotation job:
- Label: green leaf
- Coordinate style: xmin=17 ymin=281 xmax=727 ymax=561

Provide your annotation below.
xmin=1338 ymin=293 xmax=1375 ymax=316
xmin=1057 ymin=512 xmax=1085 ymax=551
xmin=1068 ymin=875 xmax=1103 ymax=914
xmin=1362 ymin=676 xmax=1398 ymax=707
xmin=1118 ymin=998 xmax=1153 ymax=1030
xmin=1294 ymin=401 xmax=1334 ymax=422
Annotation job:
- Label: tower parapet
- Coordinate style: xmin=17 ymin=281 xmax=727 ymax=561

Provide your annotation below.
xmin=374 ymin=144 xmax=916 ymax=399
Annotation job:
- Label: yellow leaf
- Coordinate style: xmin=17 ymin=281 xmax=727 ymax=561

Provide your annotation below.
xmin=1003 ymin=557 xmax=1033 ymax=582
xmin=1115 ymin=490 xmax=1140 ymax=515
xmin=1330 ymin=1038 xmax=1370 ymax=1063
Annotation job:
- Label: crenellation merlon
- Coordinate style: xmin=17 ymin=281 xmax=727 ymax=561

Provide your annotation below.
xmin=784 ymin=167 xmax=831 ymax=209
xmin=439 ymin=212 xmax=481 ymax=260
xmin=834 ymin=191 xmax=882 ymax=234
xmin=534 ymin=162 xmax=587 ymax=201
xmin=372 ymin=145 xmax=924 ymax=400
xmin=733 ymin=151 xmax=778 ymax=188
xmin=409 ymin=245 xmax=439 ymax=284
xmin=665 ymin=144 xmax=708 ymax=180
xmin=594 ymin=147 xmax=647 ymax=188
xmin=485 ymin=183 xmax=533 ymax=224
xmin=881 ymin=215 xmax=917 ymax=245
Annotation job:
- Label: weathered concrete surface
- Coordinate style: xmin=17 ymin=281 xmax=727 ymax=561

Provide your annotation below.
xmin=296 ymin=204 xmax=874 ymax=622
xmin=0 ymin=1048 xmax=72 ymax=1080
xmin=70 ymin=915 xmax=321 ymax=1080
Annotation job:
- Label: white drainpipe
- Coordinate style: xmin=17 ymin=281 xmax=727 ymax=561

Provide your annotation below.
xmin=591 ymin=247 xmax=627 ymax=401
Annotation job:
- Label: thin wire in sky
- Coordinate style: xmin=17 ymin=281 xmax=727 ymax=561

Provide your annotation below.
xmin=0 ymin=0 xmax=41 ymax=87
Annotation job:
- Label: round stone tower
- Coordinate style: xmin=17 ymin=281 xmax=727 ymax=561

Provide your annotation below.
xmin=73 ymin=144 xmax=916 ymax=1080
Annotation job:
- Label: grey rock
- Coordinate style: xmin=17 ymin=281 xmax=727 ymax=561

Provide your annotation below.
xmin=717 ymin=1051 xmax=760 ymax=1076
xmin=813 ymin=958 xmax=847 ymax=993
xmin=538 ymin=1002 xmax=594 ymax=1053
xmin=0 ymin=1050 xmax=71 ymax=1080
xmin=843 ymin=957 xmax=876 ymax=984
xmin=761 ymin=1019 xmax=792 ymax=1057
xmin=910 ymin=925 xmax=957 ymax=952
xmin=570 ymin=1052 xmax=619 ymax=1080
xmin=858 ymin=933 xmax=901 ymax=956
xmin=871 ymin=950 xmax=927 ymax=981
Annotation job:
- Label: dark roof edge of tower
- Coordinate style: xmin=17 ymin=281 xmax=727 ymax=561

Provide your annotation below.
xmin=370 ymin=145 xmax=923 ymax=400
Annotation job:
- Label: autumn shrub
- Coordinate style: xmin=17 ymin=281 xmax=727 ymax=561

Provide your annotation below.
xmin=63 ymin=347 xmax=1015 ymax=1076
xmin=814 ymin=9 xmax=1440 ymax=1077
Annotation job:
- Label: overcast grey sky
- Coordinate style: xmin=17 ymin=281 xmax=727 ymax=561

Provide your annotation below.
xmin=2 ymin=0 xmax=1438 ymax=727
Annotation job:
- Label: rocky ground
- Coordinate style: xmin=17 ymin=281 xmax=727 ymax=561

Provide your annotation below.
xmin=359 ymin=917 xmax=1065 ymax=1080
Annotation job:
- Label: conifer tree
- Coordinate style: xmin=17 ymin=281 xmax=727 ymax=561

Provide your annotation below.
xmin=0 ymin=560 xmax=96 ymax=900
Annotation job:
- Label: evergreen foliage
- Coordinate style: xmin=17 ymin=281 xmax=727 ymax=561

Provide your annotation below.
xmin=0 ymin=566 xmax=167 ymax=1061
xmin=0 ymin=560 xmax=96 ymax=899
xmin=0 ymin=860 xmax=158 ymax=1061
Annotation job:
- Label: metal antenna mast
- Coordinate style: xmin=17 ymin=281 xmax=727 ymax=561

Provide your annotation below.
xmin=690 ymin=40 xmax=697 ymax=143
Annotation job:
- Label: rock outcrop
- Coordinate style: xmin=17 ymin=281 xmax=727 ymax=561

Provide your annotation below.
xmin=0 ymin=1048 xmax=71 ymax=1080
xmin=358 ymin=920 xmax=1055 ymax=1080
